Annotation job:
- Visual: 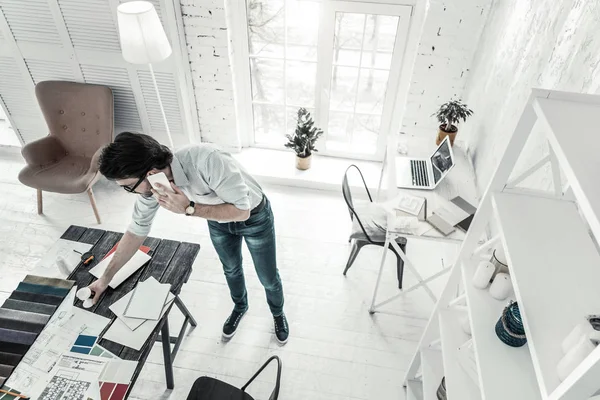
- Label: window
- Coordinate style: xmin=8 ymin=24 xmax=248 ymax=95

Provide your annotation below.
xmin=244 ymin=0 xmax=411 ymax=160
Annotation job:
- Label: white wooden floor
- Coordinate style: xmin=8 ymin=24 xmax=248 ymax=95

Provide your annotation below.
xmin=0 ymin=149 xmax=459 ymax=400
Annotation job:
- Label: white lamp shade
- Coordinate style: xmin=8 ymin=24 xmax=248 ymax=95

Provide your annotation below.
xmin=117 ymin=1 xmax=172 ymax=64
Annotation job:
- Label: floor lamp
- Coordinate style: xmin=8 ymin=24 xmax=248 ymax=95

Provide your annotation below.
xmin=117 ymin=1 xmax=175 ymax=148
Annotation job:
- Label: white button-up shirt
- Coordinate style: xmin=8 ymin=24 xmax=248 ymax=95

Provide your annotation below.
xmin=128 ymin=144 xmax=263 ymax=236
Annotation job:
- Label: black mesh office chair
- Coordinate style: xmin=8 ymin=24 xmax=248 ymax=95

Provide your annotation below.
xmin=342 ymin=165 xmax=407 ymax=289
xmin=186 ymin=356 xmax=282 ymax=400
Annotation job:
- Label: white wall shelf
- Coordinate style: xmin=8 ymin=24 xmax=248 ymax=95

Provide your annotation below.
xmin=421 ymin=348 xmax=444 ymax=400
xmin=461 ymin=257 xmax=541 ymax=400
xmin=439 ymin=309 xmax=481 ymax=400
xmin=402 ymin=89 xmax=600 ymax=400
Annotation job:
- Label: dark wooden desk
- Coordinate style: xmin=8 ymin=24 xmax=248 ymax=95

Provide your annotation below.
xmin=63 ymin=225 xmax=200 ymax=395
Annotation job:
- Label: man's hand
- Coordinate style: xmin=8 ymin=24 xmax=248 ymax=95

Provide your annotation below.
xmin=88 ymin=276 xmax=109 ymax=304
xmin=153 ymin=182 xmax=190 ymax=214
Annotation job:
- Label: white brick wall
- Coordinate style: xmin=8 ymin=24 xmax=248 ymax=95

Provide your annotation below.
xmin=401 ymin=0 xmax=492 ymax=138
xmin=179 ymin=0 xmax=493 ymax=150
xmin=180 ymin=0 xmax=238 ymax=148
xmin=461 ymin=0 xmax=600 ymax=196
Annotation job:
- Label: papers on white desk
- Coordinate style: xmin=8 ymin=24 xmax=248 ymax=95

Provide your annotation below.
xmin=89 ymin=250 xmax=151 ymax=289
xmin=395 ymin=193 xmax=426 ymax=216
xmin=103 ymin=292 xmax=175 ymax=350
xmin=31 ymin=239 xmax=93 ymax=278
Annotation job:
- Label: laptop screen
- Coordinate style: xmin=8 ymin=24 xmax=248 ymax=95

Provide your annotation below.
xmin=431 ymin=139 xmax=454 ymax=184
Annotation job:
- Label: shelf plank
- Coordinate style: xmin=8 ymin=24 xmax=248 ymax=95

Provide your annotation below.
xmin=421 ymin=348 xmax=444 ymax=400
xmin=406 ymin=379 xmax=424 ymax=400
xmin=534 ymin=96 xmax=600 ymax=246
xmin=439 ymin=309 xmax=481 ymax=400
xmin=494 ymin=192 xmax=600 ymax=398
xmin=462 ymin=257 xmax=541 ymax=400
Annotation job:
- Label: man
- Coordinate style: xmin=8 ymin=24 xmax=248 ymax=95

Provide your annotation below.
xmin=88 ymin=132 xmax=288 ymax=344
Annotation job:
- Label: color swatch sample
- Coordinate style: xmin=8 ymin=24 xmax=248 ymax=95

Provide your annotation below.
xmin=100 ymin=382 xmax=129 ymax=400
xmin=70 ymin=335 xmax=117 ymax=359
xmin=0 ymin=275 xmax=74 ymax=391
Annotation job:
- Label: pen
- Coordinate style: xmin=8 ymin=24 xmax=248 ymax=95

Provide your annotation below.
xmin=0 ymin=389 xmax=29 ymax=399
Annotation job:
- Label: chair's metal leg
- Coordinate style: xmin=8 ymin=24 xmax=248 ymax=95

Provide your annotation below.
xmin=87 ymin=188 xmax=101 ymax=224
xmin=37 ymin=189 xmax=43 ymax=214
xmin=343 ymin=241 xmax=360 ymax=275
xmin=161 ymin=319 xmax=175 ymax=389
xmin=174 ymin=296 xmax=197 ymax=327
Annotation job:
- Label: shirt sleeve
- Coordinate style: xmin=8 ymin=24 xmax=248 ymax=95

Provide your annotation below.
xmin=204 ymin=151 xmax=251 ymax=210
xmin=127 ymin=195 xmax=160 ymax=237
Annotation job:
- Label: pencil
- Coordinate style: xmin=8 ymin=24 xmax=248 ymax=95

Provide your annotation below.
xmin=0 ymin=389 xmax=29 ymax=399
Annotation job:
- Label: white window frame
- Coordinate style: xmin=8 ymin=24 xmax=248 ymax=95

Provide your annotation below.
xmin=230 ymin=0 xmax=426 ymax=162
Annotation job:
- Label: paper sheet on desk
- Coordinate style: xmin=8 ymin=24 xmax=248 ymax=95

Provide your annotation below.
xmin=103 ymin=292 xmax=175 ymax=350
xmin=31 ymin=353 xmax=108 ymax=400
xmin=31 ymin=239 xmax=93 ymax=278
xmin=89 ymin=250 xmax=151 ymax=289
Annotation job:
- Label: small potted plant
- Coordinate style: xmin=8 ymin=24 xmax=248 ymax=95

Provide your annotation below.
xmin=285 ymin=108 xmax=323 ymax=170
xmin=432 ymin=100 xmax=473 ymax=146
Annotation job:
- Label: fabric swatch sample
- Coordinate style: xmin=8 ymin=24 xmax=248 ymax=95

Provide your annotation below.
xmin=23 ymin=275 xmax=75 ymax=289
xmin=0 ymin=327 xmax=37 ymax=345
xmin=0 ymin=351 xmax=21 ymax=366
xmin=0 ymin=341 xmax=29 ymax=355
xmin=15 ymin=282 xmax=70 ymax=297
xmin=9 ymin=290 xmax=64 ymax=306
xmin=0 ymin=316 xmax=45 ymax=334
xmin=0 ymin=363 xmax=14 ymax=378
xmin=0 ymin=308 xmax=49 ymax=325
xmin=1 ymin=299 xmax=57 ymax=315
xmin=0 ymin=308 xmax=49 ymax=333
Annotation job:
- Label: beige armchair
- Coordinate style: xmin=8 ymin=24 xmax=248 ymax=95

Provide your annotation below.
xmin=18 ymin=81 xmax=114 ymax=224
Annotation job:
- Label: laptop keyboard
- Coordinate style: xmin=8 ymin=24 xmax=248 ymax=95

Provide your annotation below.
xmin=410 ymin=160 xmax=430 ymax=187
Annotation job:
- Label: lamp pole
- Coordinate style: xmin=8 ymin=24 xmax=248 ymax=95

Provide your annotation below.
xmin=148 ymin=63 xmax=173 ymax=148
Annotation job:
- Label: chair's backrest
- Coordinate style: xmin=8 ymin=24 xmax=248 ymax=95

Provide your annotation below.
xmin=35 ymin=81 xmax=114 ymax=159
xmin=342 ymin=165 xmax=374 ymax=242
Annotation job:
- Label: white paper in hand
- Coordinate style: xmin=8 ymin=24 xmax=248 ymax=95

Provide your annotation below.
xmin=89 ymin=250 xmax=151 ymax=289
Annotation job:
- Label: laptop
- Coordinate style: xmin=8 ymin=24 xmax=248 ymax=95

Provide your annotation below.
xmin=396 ymin=136 xmax=455 ymax=189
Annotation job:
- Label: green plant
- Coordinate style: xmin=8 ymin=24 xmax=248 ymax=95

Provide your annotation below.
xmin=285 ymin=108 xmax=323 ymax=158
xmin=433 ymin=100 xmax=473 ymax=132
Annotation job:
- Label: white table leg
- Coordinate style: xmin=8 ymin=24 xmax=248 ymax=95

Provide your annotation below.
xmin=369 ymin=234 xmax=391 ymax=314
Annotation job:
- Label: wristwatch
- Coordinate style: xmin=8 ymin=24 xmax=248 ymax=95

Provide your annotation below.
xmin=185 ymin=201 xmax=195 ymax=216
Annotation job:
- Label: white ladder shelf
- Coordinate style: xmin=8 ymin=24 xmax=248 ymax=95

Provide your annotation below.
xmin=403 ymin=89 xmax=600 ymax=400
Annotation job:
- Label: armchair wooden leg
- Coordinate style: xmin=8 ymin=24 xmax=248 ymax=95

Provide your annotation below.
xmin=87 ymin=188 xmax=101 ymax=224
xmin=37 ymin=189 xmax=43 ymax=215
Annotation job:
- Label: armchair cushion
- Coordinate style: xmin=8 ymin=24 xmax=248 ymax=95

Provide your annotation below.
xmin=18 ymin=155 xmax=99 ymax=194
xmin=21 ymin=136 xmax=66 ymax=168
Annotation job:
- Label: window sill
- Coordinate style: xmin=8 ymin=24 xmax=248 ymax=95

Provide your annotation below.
xmin=233 ymin=147 xmax=383 ymax=192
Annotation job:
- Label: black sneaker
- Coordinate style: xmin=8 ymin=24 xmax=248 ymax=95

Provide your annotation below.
xmin=222 ymin=309 xmax=247 ymax=339
xmin=273 ymin=313 xmax=289 ymax=344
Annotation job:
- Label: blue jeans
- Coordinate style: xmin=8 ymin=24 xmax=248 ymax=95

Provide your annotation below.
xmin=207 ymin=198 xmax=284 ymax=317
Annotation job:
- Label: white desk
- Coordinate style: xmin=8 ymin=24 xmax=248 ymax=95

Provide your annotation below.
xmin=369 ymin=135 xmax=478 ymax=314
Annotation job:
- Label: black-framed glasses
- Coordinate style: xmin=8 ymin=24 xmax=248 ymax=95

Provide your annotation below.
xmin=121 ymin=175 xmax=147 ymax=194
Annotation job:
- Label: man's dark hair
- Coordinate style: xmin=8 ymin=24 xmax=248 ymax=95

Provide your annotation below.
xmin=99 ymin=132 xmax=173 ymax=180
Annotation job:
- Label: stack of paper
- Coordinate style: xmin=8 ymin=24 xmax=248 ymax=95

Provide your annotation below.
xmin=104 ymin=277 xmax=173 ymax=351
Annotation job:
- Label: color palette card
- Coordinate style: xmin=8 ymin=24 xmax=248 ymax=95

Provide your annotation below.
xmin=70 ymin=334 xmax=117 ymax=359
xmin=98 ymin=360 xmax=136 ymax=400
